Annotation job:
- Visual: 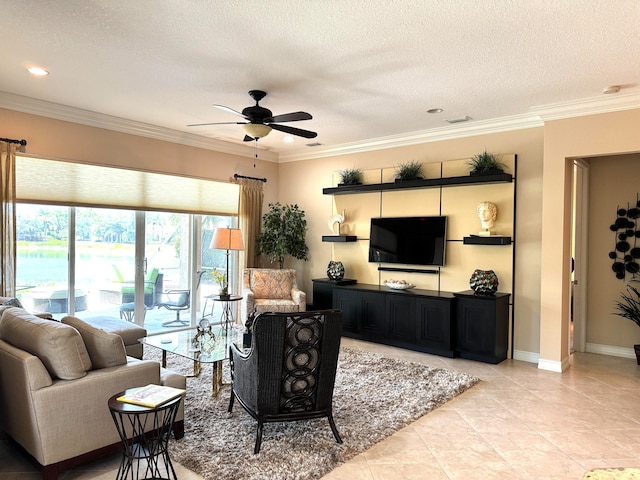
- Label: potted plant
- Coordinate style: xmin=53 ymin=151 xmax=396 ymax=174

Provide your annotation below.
xmin=337 ymin=167 xmax=363 ymax=186
xmin=256 ymin=202 xmax=309 ymax=269
xmin=210 ymin=269 xmax=229 ymax=299
xmin=613 ymin=279 xmax=640 ymax=364
xmin=394 ymin=160 xmax=424 ymax=183
xmin=467 ymin=150 xmax=506 ymax=176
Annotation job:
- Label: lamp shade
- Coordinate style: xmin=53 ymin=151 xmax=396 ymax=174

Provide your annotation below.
xmin=242 ymin=123 xmax=272 ymax=139
xmin=210 ymin=228 xmax=244 ymax=251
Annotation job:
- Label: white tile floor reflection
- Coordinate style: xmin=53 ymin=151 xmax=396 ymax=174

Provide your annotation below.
xmin=2 ymin=338 xmax=640 ymax=479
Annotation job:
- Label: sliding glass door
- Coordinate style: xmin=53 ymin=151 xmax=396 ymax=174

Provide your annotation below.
xmin=15 ymin=203 xmax=238 ymax=334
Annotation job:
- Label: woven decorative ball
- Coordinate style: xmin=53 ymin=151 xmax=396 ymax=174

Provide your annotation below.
xmin=327 ymin=261 xmax=345 ymax=281
xmin=469 ymin=269 xmax=499 ymax=295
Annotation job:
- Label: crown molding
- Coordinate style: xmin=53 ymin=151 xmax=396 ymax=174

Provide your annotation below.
xmin=531 ymin=92 xmax=640 ymax=121
xmin=0 ymin=91 xmax=279 ymax=163
xmin=279 ymin=113 xmax=543 ymax=162
xmin=3 ymin=90 xmax=638 ymax=164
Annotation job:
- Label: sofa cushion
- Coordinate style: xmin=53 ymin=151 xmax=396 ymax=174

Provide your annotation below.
xmin=61 ymin=316 xmax=127 ymax=369
xmin=251 ymin=270 xmax=293 ymax=299
xmin=0 ymin=307 xmax=92 ymax=380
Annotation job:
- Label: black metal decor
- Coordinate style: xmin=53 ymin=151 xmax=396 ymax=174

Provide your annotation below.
xmin=609 ymin=194 xmax=640 ymax=280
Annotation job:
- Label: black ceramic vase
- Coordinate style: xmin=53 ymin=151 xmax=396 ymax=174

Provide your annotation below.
xmin=327 ymin=261 xmax=345 ymax=281
xmin=469 ymin=269 xmax=499 ymax=295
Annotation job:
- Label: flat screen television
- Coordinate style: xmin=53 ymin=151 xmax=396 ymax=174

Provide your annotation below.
xmin=368 ymin=216 xmax=447 ymax=267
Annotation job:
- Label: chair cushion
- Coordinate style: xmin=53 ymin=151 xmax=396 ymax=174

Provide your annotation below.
xmin=251 ymin=270 xmax=293 ymax=299
xmin=62 ymin=316 xmax=127 ymax=369
xmin=0 ymin=307 xmax=91 ymax=380
xmin=254 ymin=299 xmax=300 ymax=313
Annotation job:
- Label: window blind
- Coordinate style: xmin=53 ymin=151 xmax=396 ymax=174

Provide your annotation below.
xmin=16 ymin=156 xmax=239 ymax=216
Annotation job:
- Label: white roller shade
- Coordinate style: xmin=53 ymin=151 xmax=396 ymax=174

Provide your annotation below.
xmin=16 ymin=156 xmax=239 ymax=216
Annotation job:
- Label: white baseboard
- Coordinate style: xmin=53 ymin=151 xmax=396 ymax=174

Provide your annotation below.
xmin=585 ymin=342 xmax=636 ymax=359
xmin=513 ymin=349 xmax=539 ymax=364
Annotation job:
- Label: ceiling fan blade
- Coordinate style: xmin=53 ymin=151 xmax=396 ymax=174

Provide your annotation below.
xmin=267 ymin=111 xmax=313 ymax=123
xmin=269 ymin=123 xmax=317 ymax=139
xmin=187 ymin=121 xmax=246 ymax=127
xmin=212 ymin=104 xmax=250 ymax=120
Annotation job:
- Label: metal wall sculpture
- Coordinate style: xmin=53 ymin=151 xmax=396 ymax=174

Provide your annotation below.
xmin=609 ymin=194 xmax=640 ymax=280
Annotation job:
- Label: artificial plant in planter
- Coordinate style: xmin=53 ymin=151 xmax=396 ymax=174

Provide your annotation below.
xmin=467 ymin=150 xmax=506 ymax=176
xmin=613 ymin=279 xmax=640 ymax=364
xmin=394 ymin=160 xmax=424 ymax=182
xmin=337 ymin=167 xmax=363 ymax=186
xmin=256 ymin=202 xmax=309 ymax=269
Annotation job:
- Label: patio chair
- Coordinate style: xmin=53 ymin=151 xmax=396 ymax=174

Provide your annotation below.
xmin=228 ymin=309 xmax=343 ymax=453
xmin=157 ymin=289 xmax=190 ymax=327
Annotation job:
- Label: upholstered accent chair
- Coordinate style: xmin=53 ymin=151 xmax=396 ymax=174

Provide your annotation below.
xmin=241 ymin=268 xmax=306 ymax=324
xmin=228 ymin=310 xmax=343 ymax=453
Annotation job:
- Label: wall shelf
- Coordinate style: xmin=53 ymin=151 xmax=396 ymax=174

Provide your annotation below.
xmin=322 ymin=235 xmax=358 ymax=242
xmin=463 ymin=236 xmax=512 ymax=245
xmin=323 ymin=172 xmax=513 ymax=195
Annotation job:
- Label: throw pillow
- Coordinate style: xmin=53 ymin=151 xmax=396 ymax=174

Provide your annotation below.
xmin=0 ymin=297 xmax=23 ymax=308
xmin=0 ymin=307 xmax=92 ymax=380
xmin=61 ymin=316 xmax=127 ymax=369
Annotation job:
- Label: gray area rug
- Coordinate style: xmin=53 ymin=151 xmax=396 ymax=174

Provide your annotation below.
xmin=144 ymin=347 xmax=479 ymax=480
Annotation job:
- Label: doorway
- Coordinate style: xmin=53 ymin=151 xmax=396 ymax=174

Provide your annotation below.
xmin=571 ymin=159 xmax=589 ymax=353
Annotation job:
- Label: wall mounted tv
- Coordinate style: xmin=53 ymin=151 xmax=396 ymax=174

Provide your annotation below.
xmin=369 ymin=216 xmax=447 ymax=267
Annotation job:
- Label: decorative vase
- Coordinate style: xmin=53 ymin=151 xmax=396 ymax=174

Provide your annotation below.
xmin=327 ymin=261 xmax=345 ymax=281
xmin=469 ymin=269 xmax=499 ymax=295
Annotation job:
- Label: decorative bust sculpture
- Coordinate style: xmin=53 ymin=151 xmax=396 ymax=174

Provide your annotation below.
xmin=477 ymin=201 xmax=497 ymax=235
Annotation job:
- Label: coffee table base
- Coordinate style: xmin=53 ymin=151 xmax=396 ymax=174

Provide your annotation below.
xmin=160 ymin=350 xmax=225 ymax=396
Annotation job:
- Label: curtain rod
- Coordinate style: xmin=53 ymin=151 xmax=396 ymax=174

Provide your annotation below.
xmin=234 ymin=173 xmax=267 ymax=183
xmin=0 ymin=138 xmax=27 ymax=146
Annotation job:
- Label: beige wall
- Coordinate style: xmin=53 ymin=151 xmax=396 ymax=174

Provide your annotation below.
xmin=278 ymin=128 xmax=545 ymax=357
xmin=541 ymin=109 xmax=640 ymax=369
xmin=6 ymin=104 xmax=640 ymax=366
xmin=586 ymin=154 xmax=640 ymax=349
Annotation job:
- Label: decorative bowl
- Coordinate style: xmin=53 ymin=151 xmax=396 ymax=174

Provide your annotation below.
xmin=384 ymin=281 xmax=415 ymax=290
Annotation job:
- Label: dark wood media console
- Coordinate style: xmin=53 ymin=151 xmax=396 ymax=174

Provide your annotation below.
xmin=312 ymin=280 xmax=510 ymax=364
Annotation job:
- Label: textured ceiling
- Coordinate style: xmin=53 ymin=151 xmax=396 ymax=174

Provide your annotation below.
xmin=1 ymin=0 xmax=639 ymax=160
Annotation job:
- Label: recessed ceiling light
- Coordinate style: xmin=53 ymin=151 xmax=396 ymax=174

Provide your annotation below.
xmin=603 ymin=85 xmax=621 ymax=94
xmin=427 ymin=108 xmax=443 ymax=114
xmin=27 ymin=66 xmax=49 ymax=76
xmin=283 ymin=136 xmax=295 ymax=143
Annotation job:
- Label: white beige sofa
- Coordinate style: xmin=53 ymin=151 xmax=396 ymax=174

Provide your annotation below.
xmin=0 ymin=307 xmax=186 ymax=480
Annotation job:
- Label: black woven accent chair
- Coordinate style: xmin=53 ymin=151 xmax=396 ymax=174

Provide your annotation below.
xmin=228 ymin=309 xmax=343 ymax=454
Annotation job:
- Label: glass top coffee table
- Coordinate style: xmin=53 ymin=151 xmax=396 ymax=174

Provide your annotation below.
xmin=139 ymin=321 xmax=242 ymax=396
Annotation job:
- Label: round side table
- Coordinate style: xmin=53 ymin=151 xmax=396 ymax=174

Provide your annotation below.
xmin=108 ymin=390 xmax=182 ymax=480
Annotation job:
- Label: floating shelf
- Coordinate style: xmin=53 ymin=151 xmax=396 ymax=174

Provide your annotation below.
xmin=322 ymin=235 xmax=358 ymax=242
xmin=323 ymin=173 xmax=513 ymax=195
xmin=463 ymin=236 xmax=512 ymax=245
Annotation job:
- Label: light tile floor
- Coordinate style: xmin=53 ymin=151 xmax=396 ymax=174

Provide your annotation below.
xmin=2 ymin=338 xmax=640 ymax=479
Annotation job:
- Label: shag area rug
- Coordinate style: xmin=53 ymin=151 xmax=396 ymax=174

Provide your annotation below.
xmin=144 ymin=347 xmax=479 ymax=480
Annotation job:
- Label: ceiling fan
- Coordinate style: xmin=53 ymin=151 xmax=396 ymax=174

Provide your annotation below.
xmin=188 ymin=90 xmax=317 ymax=141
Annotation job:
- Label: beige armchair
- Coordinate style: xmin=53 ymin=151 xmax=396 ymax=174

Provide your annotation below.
xmin=241 ymin=268 xmax=306 ymax=323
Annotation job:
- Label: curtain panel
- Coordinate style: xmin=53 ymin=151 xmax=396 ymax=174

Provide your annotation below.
xmin=0 ymin=143 xmax=17 ymax=296
xmin=238 ymin=178 xmax=264 ymax=270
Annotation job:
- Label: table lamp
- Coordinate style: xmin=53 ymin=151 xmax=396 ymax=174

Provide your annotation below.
xmin=210 ymin=227 xmax=244 ymax=297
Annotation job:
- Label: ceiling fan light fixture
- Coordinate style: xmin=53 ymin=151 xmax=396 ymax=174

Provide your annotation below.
xmin=242 ymin=123 xmax=272 ymax=139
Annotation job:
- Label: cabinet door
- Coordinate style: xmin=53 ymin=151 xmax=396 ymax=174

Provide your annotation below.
xmin=456 ymin=299 xmax=494 ymax=354
xmin=361 ymin=291 xmax=386 ymax=338
xmin=386 ymin=295 xmax=415 ymax=343
xmin=416 ymin=297 xmax=453 ymax=355
xmin=312 ymin=281 xmax=334 ymax=310
xmin=333 ymin=288 xmax=360 ymax=333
